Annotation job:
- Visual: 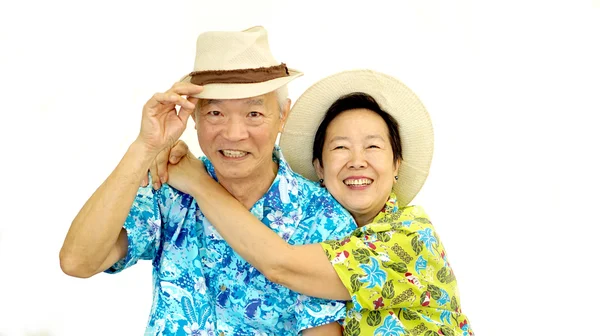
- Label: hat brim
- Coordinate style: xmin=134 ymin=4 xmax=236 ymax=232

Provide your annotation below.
xmin=180 ymin=69 xmax=303 ymax=99
xmin=279 ymin=69 xmax=434 ymax=207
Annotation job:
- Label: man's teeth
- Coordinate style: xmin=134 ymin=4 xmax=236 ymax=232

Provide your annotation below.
xmin=221 ymin=150 xmax=247 ymax=158
xmin=344 ymin=179 xmax=373 ymax=186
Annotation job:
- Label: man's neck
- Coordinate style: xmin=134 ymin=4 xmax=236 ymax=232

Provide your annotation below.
xmin=217 ymin=161 xmax=279 ymax=209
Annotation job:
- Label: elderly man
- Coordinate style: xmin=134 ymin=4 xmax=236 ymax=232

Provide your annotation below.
xmin=59 ymin=27 xmax=355 ymax=335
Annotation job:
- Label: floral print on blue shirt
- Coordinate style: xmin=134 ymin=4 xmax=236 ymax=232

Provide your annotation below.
xmin=105 ymin=146 xmax=356 ymax=335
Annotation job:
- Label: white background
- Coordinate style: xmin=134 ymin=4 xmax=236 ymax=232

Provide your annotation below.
xmin=1 ymin=0 xmax=599 ymax=335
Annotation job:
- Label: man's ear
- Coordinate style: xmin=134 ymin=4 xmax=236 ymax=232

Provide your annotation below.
xmin=192 ymin=105 xmax=198 ymax=130
xmin=313 ymin=158 xmax=325 ymax=180
xmin=279 ymin=98 xmax=292 ymax=132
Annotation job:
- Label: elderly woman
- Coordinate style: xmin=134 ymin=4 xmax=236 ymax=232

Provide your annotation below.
xmin=166 ymin=70 xmax=473 ymax=335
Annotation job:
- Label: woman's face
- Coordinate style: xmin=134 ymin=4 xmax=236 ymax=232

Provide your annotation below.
xmin=314 ymin=108 xmax=399 ymax=226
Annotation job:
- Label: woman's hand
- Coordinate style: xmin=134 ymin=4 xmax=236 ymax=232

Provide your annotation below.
xmin=166 ymin=150 xmax=209 ymax=196
xmin=141 ymin=140 xmax=190 ymax=189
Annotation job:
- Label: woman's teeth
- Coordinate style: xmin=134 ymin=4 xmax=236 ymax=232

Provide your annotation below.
xmin=344 ymin=178 xmax=373 ymax=186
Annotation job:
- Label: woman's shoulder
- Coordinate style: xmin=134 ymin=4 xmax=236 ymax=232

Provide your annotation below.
xmin=396 ymin=204 xmax=429 ymax=218
xmin=371 ymin=204 xmax=431 ymax=228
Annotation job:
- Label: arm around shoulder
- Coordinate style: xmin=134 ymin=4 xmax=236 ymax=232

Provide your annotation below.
xmin=302 ymin=322 xmax=342 ymax=335
xmin=267 ymin=243 xmax=350 ymax=301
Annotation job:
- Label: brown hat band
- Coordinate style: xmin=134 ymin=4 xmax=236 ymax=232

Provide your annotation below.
xmin=189 ymin=63 xmax=290 ymax=86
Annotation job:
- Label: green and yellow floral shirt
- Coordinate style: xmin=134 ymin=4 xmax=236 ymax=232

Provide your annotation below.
xmin=320 ymin=193 xmax=473 ymax=336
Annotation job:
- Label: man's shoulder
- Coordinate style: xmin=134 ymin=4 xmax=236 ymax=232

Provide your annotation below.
xmin=289 ymin=171 xmax=352 ymax=219
xmin=291 ymin=171 xmax=332 ymax=200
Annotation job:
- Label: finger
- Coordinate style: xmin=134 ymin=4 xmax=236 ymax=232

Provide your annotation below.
xmin=143 ymin=92 xmax=165 ymax=110
xmin=169 ymin=82 xmax=204 ymax=96
xmin=155 ymin=92 xmax=196 ymax=110
xmin=169 ymin=140 xmax=189 ymax=164
xmin=149 ymin=160 xmax=161 ymax=190
xmin=177 ymin=99 xmax=196 ymax=125
xmin=141 ymin=173 xmax=149 ymax=187
xmin=145 ymin=84 xmax=202 ymax=111
xmin=144 ymin=92 xmax=176 ymax=112
xmin=156 ymin=148 xmax=169 ymax=183
xmin=187 ymin=97 xmax=199 ymax=108
xmin=147 ymin=92 xmax=192 ymax=110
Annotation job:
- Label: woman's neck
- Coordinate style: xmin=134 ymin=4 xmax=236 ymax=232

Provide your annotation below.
xmin=353 ymin=212 xmax=378 ymax=227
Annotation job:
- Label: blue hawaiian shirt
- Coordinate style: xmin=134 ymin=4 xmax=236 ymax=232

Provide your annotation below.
xmin=106 ymin=146 xmax=357 ymax=335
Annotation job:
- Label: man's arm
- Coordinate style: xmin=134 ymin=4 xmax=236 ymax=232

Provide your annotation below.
xmin=59 ymin=82 xmax=202 ymax=278
xmin=302 ymin=322 xmax=342 ymax=335
xmin=59 ymin=142 xmax=155 ymax=278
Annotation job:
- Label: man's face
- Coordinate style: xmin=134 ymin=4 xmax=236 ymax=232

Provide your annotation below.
xmin=194 ymin=91 xmax=290 ymax=182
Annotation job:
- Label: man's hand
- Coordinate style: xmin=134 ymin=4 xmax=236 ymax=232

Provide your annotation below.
xmin=134 ymin=82 xmax=202 ymax=159
xmin=141 ymin=140 xmax=190 ymax=189
xmin=165 ymin=150 xmax=209 ymax=196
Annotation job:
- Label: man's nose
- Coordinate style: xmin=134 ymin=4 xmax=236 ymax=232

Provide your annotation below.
xmin=222 ymin=118 xmax=249 ymax=141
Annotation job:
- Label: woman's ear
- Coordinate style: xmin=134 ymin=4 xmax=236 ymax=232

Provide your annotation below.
xmin=313 ymin=158 xmax=325 ymax=180
xmin=394 ymin=159 xmax=402 ymax=180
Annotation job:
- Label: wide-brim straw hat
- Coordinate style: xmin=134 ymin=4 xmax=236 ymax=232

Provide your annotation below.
xmin=280 ymin=69 xmax=434 ymax=207
xmin=180 ymin=26 xmax=302 ymax=99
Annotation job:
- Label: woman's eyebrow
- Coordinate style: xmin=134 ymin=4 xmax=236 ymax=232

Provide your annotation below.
xmin=365 ymin=134 xmax=385 ymax=141
xmin=328 ymin=136 xmax=350 ymax=143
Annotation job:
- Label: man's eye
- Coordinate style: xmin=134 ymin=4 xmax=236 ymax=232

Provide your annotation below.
xmin=248 ymin=111 xmax=262 ymax=118
xmin=208 ymin=111 xmax=221 ymax=116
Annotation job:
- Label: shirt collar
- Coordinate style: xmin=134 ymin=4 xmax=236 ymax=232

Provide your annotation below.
xmin=355 ymin=192 xmax=398 ymax=234
xmin=201 ymin=145 xmax=299 ymax=218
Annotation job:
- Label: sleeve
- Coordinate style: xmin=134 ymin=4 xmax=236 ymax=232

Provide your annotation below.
xmin=293 ymin=294 xmax=346 ymax=332
xmin=319 ymin=201 xmax=357 ymax=241
xmin=292 ymin=199 xmax=355 ymax=331
xmin=104 ymin=180 xmax=167 ymax=274
xmin=320 ymin=206 xmax=459 ymax=312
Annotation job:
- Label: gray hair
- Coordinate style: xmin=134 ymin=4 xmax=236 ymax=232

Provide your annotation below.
xmin=275 ymin=85 xmax=288 ymax=118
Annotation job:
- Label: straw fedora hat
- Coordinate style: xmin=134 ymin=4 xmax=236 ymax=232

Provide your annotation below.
xmin=180 ymin=26 xmax=302 ymax=99
xmin=279 ymin=70 xmax=434 ymax=207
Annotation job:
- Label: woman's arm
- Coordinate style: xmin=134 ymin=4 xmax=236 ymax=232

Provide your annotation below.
xmin=188 ymin=169 xmax=351 ymax=300
xmin=302 ymin=322 xmax=342 ymax=335
xmin=165 ymin=154 xmax=350 ymax=299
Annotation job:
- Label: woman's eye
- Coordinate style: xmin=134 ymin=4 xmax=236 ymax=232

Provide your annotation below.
xmin=208 ymin=111 xmax=221 ymax=116
xmin=333 ymin=146 xmax=346 ymax=150
xmin=367 ymin=145 xmax=380 ymax=149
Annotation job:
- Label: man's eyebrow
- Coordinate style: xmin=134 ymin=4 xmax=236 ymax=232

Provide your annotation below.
xmin=204 ymin=99 xmax=223 ymax=106
xmin=245 ymin=98 xmax=264 ymax=106
xmin=202 ymin=99 xmax=264 ymax=106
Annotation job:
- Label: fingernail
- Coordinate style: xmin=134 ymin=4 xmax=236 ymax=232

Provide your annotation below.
xmin=170 ymin=155 xmax=177 ymax=163
xmin=153 ymin=182 xmax=160 ymax=190
xmin=160 ymin=176 xmax=166 ymax=183
xmin=140 ymin=181 xmax=146 ymax=187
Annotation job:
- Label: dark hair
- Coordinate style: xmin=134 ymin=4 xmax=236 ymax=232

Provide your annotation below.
xmin=312 ymin=92 xmax=402 ymax=166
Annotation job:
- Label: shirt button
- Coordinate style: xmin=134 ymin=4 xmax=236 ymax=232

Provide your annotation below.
xmin=220 ymin=284 xmax=227 ymax=291
xmin=219 ymin=332 xmax=225 ymax=336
